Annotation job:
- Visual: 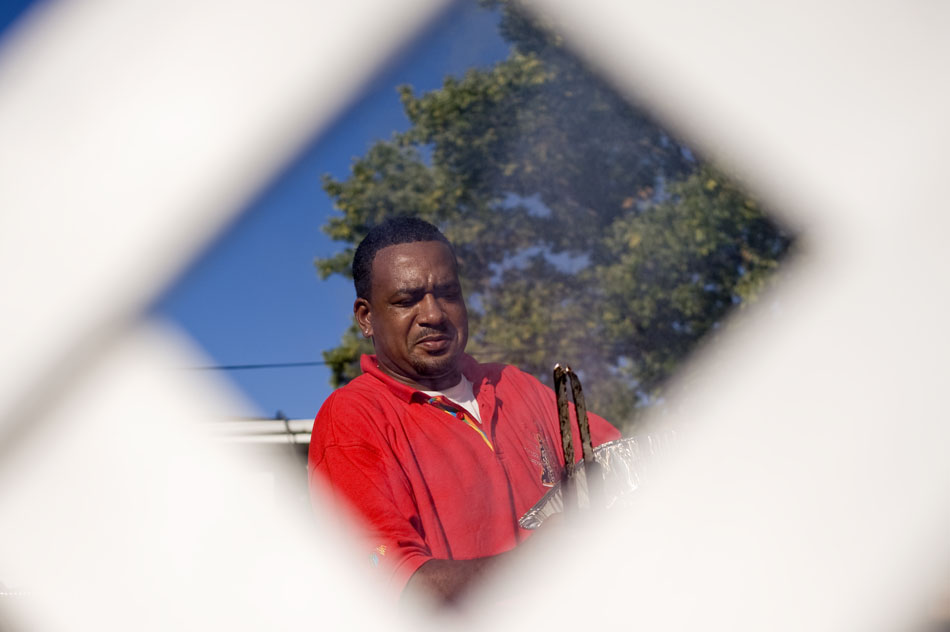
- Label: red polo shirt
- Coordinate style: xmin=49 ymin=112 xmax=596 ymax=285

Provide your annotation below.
xmin=308 ymin=354 xmax=620 ymax=593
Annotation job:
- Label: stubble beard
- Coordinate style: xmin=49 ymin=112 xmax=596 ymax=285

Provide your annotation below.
xmin=408 ymin=332 xmax=467 ymax=383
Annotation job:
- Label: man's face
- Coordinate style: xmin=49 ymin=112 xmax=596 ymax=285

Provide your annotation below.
xmin=355 ymin=240 xmax=469 ymax=391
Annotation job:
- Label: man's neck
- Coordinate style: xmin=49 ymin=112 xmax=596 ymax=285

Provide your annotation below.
xmin=375 ymin=362 xmax=463 ymax=392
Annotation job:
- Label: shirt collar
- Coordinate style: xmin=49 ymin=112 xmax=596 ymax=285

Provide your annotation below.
xmin=359 ymin=354 xmax=484 ymax=403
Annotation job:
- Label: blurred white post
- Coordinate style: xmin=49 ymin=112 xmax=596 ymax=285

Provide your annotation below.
xmin=0 ymin=0 xmax=448 ymax=629
xmin=478 ymin=2 xmax=950 ymax=631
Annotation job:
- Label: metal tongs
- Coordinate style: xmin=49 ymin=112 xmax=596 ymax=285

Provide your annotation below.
xmin=553 ymin=364 xmax=602 ymax=516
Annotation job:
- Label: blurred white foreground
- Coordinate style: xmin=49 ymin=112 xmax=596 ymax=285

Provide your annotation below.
xmin=2 ymin=0 xmax=950 ymax=630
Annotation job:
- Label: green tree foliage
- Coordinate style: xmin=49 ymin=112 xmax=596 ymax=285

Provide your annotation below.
xmin=316 ymin=1 xmax=792 ymax=429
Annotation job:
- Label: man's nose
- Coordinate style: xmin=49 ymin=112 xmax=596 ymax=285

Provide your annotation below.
xmin=417 ymin=292 xmax=447 ymax=325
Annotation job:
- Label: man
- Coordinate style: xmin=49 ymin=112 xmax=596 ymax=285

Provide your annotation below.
xmin=308 ymin=216 xmax=620 ymax=603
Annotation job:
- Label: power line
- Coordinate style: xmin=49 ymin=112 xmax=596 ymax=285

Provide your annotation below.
xmin=185 ymin=344 xmax=634 ymax=372
xmin=188 ymin=360 xmax=330 ymax=371
xmin=186 ymin=348 xmax=538 ymax=371
xmin=183 ymin=343 xmax=660 ymax=371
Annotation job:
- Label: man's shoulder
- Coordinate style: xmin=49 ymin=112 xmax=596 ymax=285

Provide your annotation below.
xmin=466 ymin=358 xmax=552 ymax=403
xmin=318 ymin=372 xmax=396 ymax=415
xmin=311 ymin=373 xmax=404 ymax=448
xmin=468 ymin=358 xmax=545 ymax=387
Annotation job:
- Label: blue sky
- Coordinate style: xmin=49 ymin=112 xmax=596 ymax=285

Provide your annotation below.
xmin=148 ymin=2 xmax=511 ymax=419
xmin=0 ymin=0 xmax=38 ymax=38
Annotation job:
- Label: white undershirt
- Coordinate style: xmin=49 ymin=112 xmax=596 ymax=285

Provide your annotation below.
xmin=422 ymin=375 xmax=482 ymax=424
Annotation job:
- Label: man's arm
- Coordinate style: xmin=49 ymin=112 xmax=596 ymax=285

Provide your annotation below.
xmin=404 ymin=556 xmax=502 ymax=604
xmin=403 ymin=518 xmax=559 ymax=605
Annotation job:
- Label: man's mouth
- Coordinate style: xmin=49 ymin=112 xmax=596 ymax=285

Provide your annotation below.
xmin=415 ymin=335 xmax=451 ymax=352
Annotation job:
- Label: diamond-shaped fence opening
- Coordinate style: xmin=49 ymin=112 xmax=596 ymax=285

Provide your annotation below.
xmin=148 ymin=0 xmax=796 ymax=603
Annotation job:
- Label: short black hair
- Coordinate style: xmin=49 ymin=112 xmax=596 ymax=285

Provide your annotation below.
xmin=352 ymin=216 xmax=455 ymax=300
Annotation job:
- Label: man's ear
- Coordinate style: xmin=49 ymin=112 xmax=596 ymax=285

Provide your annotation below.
xmin=354 ymin=298 xmax=373 ymax=339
